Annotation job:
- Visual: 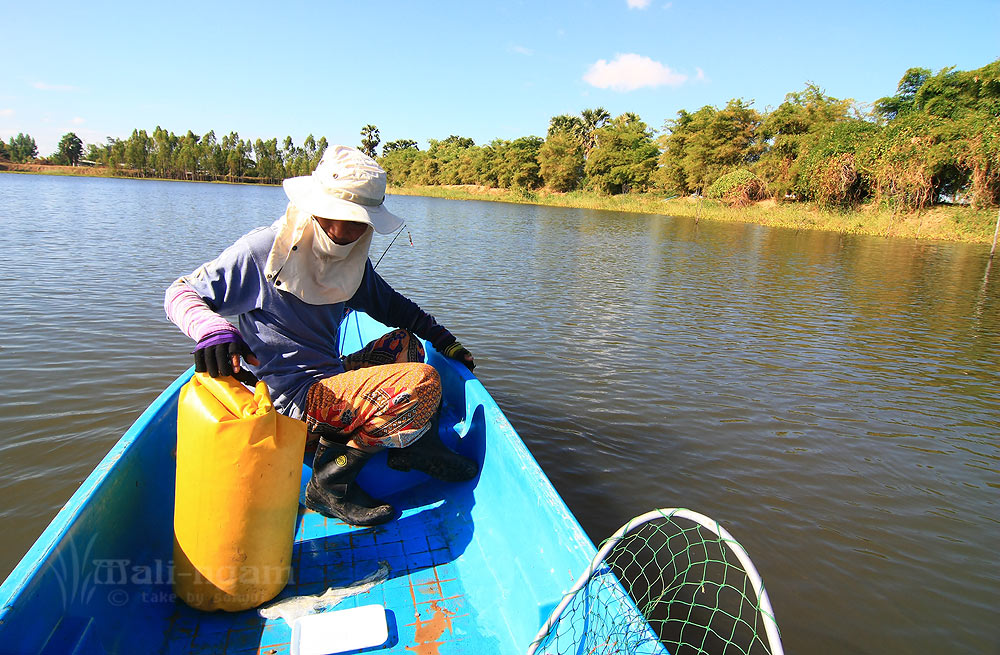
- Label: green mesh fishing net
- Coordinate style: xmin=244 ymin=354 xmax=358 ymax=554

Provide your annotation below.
xmin=528 ymin=508 xmax=783 ymax=655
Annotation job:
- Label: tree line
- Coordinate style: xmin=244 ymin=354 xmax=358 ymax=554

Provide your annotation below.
xmin=2 ymin=59 xmax=996 ymax=209
xmin=1 ymin=128 xmax=330 ymax=184
xmin=379 ymin=60 xmax=999 ymax=210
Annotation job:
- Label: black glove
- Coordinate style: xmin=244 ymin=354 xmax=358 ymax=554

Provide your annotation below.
xmin=441 ymin=341 xmax=475 ymax=371
xmin=193 ymin=330 xmax=258 ymax=383
xmin=413 ymin=311 xmax=476 ymax=372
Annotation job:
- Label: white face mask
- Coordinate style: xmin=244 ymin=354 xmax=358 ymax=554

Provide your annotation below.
xmin=311 ymin=219 xmax=363 ymax=260
xmin=263 ymin=204 xmax=373 ymax=305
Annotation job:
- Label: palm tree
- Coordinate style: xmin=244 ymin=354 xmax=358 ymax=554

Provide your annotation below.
xmin=580 ymin=107 xmax=610 ymax=157
xmin=360 ymin=125 xmax=380 ymax=158
xmin=547 ymin=114 xmax=584 ymax=140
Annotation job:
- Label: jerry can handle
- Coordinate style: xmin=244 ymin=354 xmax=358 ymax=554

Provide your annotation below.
xmin=233 ymin=369 xmax=259 ymax=387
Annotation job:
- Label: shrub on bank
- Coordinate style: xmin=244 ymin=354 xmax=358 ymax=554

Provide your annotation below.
xmin=706 ymin=169 xmax=766 ymax=207
xmin=798 ymin=121 xmax=876 ymax=208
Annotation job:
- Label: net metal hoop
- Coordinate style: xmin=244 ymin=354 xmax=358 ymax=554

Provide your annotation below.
xmin=527 ymin=508 xmax=784 ymax=655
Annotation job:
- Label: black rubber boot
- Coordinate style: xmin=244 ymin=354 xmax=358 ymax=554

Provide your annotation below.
xmin=305 ymin=438 xmax=394 ymax=526
xmin=386 ymin=414 xmax=478 ymax=482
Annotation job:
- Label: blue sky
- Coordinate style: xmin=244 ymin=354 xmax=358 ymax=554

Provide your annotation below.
xmin=3 ymin=0 xmax=998 ymax=156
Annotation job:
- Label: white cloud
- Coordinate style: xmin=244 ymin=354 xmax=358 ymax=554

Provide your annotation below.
xmin=695 ymin=67 xmax=708 ymax=82
xmin=627 ymin=0 xmax=651 ymax=8
xmin=583 ymin=53 xmax=687 ymax=92
xmin=71 ymin=117 xmax=86 ymax=125
xmin=509 ymin=44 xmax=533 ymax=56
xmin=0 ymin=108 xmax=13 ymax=117
xmin=32 ymin=81 xmax=79 ymax=91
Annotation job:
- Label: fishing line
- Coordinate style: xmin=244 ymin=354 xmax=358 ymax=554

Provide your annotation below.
xmin=373 ymin=225 xmax=410 ymax=270
xmin=344 ymin=225 xmax=409 ymax=356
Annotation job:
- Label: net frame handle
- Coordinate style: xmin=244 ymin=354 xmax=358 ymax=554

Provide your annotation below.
xmin=526 ymin=508 xmax=784 ymax=655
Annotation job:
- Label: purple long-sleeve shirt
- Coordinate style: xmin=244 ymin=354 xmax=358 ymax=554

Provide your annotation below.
xmin=166 ymin=225 xmax=451 ymax=419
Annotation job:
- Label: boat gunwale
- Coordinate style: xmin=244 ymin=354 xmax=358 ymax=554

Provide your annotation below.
xmin=0 ymin=369 xmax=193 ymax=614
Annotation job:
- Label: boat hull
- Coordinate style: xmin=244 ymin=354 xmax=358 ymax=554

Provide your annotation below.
xmin=0 ymin=312 xmax=599 ymax=654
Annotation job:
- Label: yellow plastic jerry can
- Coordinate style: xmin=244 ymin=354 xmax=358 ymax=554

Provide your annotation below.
xmin=173 ymin=373 xmax=306 ymax=611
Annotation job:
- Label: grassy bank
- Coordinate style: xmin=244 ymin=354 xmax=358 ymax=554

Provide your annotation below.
xmin=0 ymin=162 xmax=272 ymax=186
xmin=390 ymin=184 xmax=1000 ymax=245
xmin=4 ymin=163 xmax=995 ymax=244
xmin=0 ymin=162 xmax=112 ymax=178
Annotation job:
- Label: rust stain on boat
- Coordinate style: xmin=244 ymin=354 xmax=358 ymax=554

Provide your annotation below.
xmin=405 ymin=600 xmax=457 ymax=655
xmin=417 ymin=576 xmax=453 ymax=596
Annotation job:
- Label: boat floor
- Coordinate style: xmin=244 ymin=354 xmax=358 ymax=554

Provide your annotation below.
xmin=163 ymin=478 xmax=479 ymax=655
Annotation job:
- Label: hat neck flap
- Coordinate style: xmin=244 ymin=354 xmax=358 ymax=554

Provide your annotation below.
xmin=264 ymin=203 xmax=373 ymax=306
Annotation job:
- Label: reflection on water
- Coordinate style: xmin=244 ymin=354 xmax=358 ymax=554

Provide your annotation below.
xmin=1 ymin=174 xmax=998 ymax=653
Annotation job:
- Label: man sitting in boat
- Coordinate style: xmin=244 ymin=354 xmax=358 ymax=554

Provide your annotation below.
xmin=164 ymin=145 xmax=477 ymax=527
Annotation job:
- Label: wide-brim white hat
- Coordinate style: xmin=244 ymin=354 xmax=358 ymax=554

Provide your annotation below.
xmin=282 ymin=145 xmax=404 ymax=234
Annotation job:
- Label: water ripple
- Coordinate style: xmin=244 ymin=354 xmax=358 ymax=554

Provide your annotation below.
xmin=2 ymin=178 xmax=999 ymax=652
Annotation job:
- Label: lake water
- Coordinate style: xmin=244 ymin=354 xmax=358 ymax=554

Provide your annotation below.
xmin=1 ymin=173 xmax=998 ymax=654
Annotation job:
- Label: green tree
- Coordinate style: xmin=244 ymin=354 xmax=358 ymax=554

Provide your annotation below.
xmin=253 ymin=137 xmax=283 ymax=183
xmin=755 ymin=84 xmax=853 ymax=198
xmin=427 ymin=136 xmax=476 ymax=184
xmin=280 ymin=135 xmax=304 ymax=177
xmin=854 ymin=112 xmax=958 ymax=210
xmin=382 ymin=139 xmax=418 ymax=156
xmin=125 ymin=129 xmax=151 ymax=174
xmin=468 ymin=142 xmax=503 ymax=187
xmin=151 ymin=126 xmax=178 ymax=177
xmin=303 ymin=134 xmax=317 ymax=170
xmin=439 ymin=135 xmax=474 ymax=149
xmin=580 ymin=107 xmax=611 ymax=157
xmin=221 ymin=131 xmax=251 ymax=180
xmin=410 ymin=152 xmax=440 ymax=185
xmin=658 ymin=100 xmax=763 ymax=194
xmin=491 ymin=137 xmax=543 ymax=189
xmin=875 ymin=68 xmax=932 ymax=121
xmin=547 ymin=114 xmax=585 ymax=140
xmin=379 ymin=146 xmax=422 ymax=186
xmin=655 ymin=109 xmax=697 ymax=193
xmin=7 ymin=133 xmax=38 ymax=163
xmin=360 ymin=125 xmax=380 ymax=158
xmin=202 ymin=130 xmax=225 ymax=179
xmin=862 ymin=60 xmax=1000 ymax=208
xmin=313 ymin=137 xmax=328 ymax=170
xmin=911 ymin=62 xmax=1000 ymax=119
xmin=83 ymin=143 xmax=103 ymax=163
xmin=455 ymin=146 xmax=488 ymax=184
xmin=56 ymin=132 xmax=84 ymax=165
xmin=106 ymin=137 xmax=126 ymax=171
xmin=538 ymin=131 xmax=584 ymax=191
xmin=177 ymin=131 xmax=202 ymax=179
xmin=586 ymin=113 xmax=659 ymax=194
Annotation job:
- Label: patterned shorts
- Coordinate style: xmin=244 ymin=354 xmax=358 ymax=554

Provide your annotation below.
xmin=305 ymin=330 xmax=441 ymax=449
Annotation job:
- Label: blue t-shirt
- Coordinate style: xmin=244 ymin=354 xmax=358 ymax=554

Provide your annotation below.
xmin=186 ymin=225 xmax=425 ymax=419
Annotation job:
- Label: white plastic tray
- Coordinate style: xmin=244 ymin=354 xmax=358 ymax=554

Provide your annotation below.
xmin=290 ymin=604 xmax=389 ymax=655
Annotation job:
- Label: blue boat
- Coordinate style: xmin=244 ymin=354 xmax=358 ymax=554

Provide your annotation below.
xmin=0 ymin=311 xmax=783 ymax=655
xmin=0 ymin=311 xmax=606 ymax=654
